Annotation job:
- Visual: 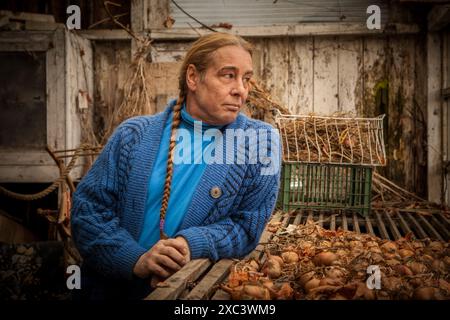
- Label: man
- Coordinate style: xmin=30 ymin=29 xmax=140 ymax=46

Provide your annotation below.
xmin=71 ymin=32 xmax=281 ymax=300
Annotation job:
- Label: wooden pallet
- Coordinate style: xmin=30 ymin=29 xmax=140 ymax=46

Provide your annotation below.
xmin=144 ymin=209 xmax=449 ymax=300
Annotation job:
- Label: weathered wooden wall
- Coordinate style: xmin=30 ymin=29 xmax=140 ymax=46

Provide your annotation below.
xmin=93 ymin=34 xmax=427 ymax=196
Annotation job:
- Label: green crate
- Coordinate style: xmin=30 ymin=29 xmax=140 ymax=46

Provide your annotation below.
xmin=278 ymin=162 xmax=372 ymax=216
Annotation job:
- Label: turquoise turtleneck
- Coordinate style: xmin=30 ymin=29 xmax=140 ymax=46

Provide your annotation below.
xmin=138 ymin=102 xmax=222 ymax=249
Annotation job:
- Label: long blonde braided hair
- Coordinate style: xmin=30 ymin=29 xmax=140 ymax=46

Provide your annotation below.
xmin=158 ymin=33 xmax=253 ymax=239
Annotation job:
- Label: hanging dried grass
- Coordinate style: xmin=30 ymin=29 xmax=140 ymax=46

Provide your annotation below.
xmin=101 ymin=38 xmax=155 ymax=144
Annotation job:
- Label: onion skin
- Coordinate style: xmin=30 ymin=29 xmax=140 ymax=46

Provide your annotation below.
xmin=298 ymin=271 xmax=315 ymax=287
xmin=271 ymin=255 xmax=284 ymax=267
xmin=262 ymin=259 xmax=282 ymax=279
xmin=398 ymin=249 xmax=414 ymax=259
xmin=313 ymin=252 xmax=338 ymax=266
xmin=243 ymin=284 xmax=271 ymax=300
xmin=413 ymin=287 xmax=437 ymax=300
xmin=304 ymin=278 xmax=321 ymax=293
xmin=282 ymin=251 xmax=299 ymax=264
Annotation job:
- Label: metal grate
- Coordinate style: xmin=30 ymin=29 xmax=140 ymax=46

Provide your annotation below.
xmin=281 ymin=209 xmax=450 ymax=242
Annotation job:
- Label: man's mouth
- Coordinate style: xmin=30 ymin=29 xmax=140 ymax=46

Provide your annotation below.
xmin=224 ymin=104 xmax=240 ymax=111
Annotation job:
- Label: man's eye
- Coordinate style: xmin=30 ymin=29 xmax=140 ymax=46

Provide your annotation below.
xmin=223 ymin=73 xmax=234 ymax=79
xmin=243 ymin=77 xmax=251 ymax=83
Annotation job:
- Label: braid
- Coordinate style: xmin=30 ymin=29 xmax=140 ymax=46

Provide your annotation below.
xmin=159 ymin=96 xmax=184 ymax=239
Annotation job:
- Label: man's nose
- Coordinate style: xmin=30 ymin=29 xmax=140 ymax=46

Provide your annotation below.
xmin=231 ymin=78 xmax=247 ymax=97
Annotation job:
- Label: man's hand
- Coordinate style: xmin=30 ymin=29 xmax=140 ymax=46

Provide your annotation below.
xmin=133 ymin=238 xmax=189 ymax=279
xmin=175 ymin=236 xmax=191 ymax=262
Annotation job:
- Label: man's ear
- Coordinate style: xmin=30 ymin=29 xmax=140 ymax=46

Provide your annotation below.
xmin=186 ymin=64 xmax=199 ymax=91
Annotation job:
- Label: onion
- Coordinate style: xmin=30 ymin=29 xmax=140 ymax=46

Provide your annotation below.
xmin=421 ymin=254 xmax=434 ymax=264
xmin=275 ymin=282 xmax=294 ymax=300
xmin=381 ymin=241 xmax=398 ymax=253
xmin=394 ymin=264 xmax=414 ymax=276
xmin=298 ymin=271 xmax=315 ymax=287
xmin=270 ymin=255 xmax=284 ymax=267
xmin=262 ymin=259 xmax=282 ymax=279
xmin=319 ymin=277 xmax=343 ymax=287
xmin=431 ymin=260 xmax=446 ymax=273
xmin=313 ymin=252 xmax=338 ymax=266
xmin=282 ymin=251 xmax=299 ymax=264
xmin=413 ymin=287 xmax=437 ymax=300
xmin=304 ymin=278 xmax=321 ymax=293
xmin=325 ymin=267 xmax=346 ymax=280
xmin=428 ymin=241 xmax=444 ymax=252
xmin=354 ymin=282 xmax=375 ymax=300
xmin=370 ymin=253 xmax=384 ymax=264
xmin=408 ymin=262 xmax=428 ymax=275
xmin=398 ymin=249 xmax=414 ymax=259
xmin=383 ymin=277 xmax=403 ymax=291
xmin=243 ymin=284 xmax=271 ymax=300
xmin=247 ymin=260 xmax=260 ymax=272
xmin=444 ymin=256 xmax=450 ymax=266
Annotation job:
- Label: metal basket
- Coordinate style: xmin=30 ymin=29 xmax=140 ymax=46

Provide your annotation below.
xmin=275 ymin=111 xmax=386 ymax=166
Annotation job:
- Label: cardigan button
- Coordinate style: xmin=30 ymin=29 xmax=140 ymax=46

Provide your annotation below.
xmin=210 ymin=186 xmax=222 ymax=199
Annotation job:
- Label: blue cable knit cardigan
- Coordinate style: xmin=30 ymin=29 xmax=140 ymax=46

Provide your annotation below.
xmin=71 ymin=100 xmax=281 ymax=280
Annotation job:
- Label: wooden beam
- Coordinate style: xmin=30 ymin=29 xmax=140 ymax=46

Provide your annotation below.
xmin=443 ymin=87 xmax=450 ymax=99
xmin=0 ymin=10 xmax=55 ymax=23
xmin=428 ymin=4 xmax=450 ymax=30
xmin=145 ymin=258 xmax=212 ymax=300
xmin=148 ymin=23 xmax=421 ymax=40
xmin=77 ymin=29 xmax=132 ymax=40
xmin=184 ymin=259 xmax=234 ymax=300
xmin=427 ymin=33 xmax=443 ymax=203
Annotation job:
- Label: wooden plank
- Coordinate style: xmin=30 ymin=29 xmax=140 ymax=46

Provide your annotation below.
xmin=75 ymin=29 xmax=132 ymax=40
xmin=387 ymin=36 xmax=417 ymax=192
xmin=211 ymin=289 xmax=231 ymax=300
xmin=318 ymin=212 xmax=324 ymax=228
xmin=338 ymin=37 xmax=362 ymax=113
xmin=306 ymin=211 xmax=314 ymax=223
xmin=288 ymin=37 xmax=314 ymax=114
xmin=293 ymin=211 xmax=303 ymax=225
xmin=352 ymin=212 xmax=360 ymax=234
xmin=313 ymin=37 xmax=338 ymax=115
xmin=255 ymin=38 xmax=290 ymax=113
xmin=417 ymin=215 xmax=444 ymax=241
xmin=341 ymin=212 xmax=348 ymax=231
xmin=383 ymin=210 xmax=402 ymax=240
xmin=397 ymin=212 xmax=414 ymax=236
xmin=0 ymin=10 xmax=55 ymax=23
xmin=427 ymin=33 xmax=443 ymax=203
xmin=361 ymin=37 xmax=387 ymax=116
xmin=185 ymin=259 xmax=234 ymax=300
xmin=147 ymin=23 xmax=420 ymax=40
xmin=405 ymin=212 xmax=428 ymax=239
xmin=330 ymin=214 xmax=336 ymax=231
xmin=375 ymin=210 xmax=390 ymax=239
xmin=430 ymin=215 xmax=450 ymax=239
xmin=145 ymin=258 xmax=212 ymax=300
xmin=364 ymin=215 xmax=375 ymax=236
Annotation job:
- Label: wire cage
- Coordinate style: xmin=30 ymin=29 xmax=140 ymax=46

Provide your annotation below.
xmin=274 ymin=111 xmax=386 ymax=216
xmin=275 ymin=111 xmax=386 ymax=166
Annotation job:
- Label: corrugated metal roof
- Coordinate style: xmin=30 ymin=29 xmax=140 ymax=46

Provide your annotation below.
xmin=170 ymin=0 xmax=389 ymax=27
